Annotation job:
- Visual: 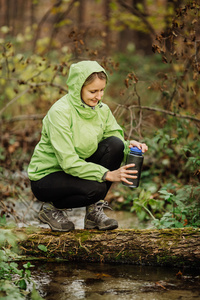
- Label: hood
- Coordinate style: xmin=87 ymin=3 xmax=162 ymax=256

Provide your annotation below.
xmin=66 ymin=61 xmax=107 ymax=117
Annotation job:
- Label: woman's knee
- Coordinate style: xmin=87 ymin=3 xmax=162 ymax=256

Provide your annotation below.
xmin=103 ymin=136 xmax=124 ymax=154
xmin=87 ymin=182 xmax=107 ymax=201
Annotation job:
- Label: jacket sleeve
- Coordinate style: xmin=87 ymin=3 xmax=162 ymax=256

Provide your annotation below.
xmin=102 ymin=107 xmax=130 ymax=160
xmin=45 ymin=108 xmax=108 ymax=182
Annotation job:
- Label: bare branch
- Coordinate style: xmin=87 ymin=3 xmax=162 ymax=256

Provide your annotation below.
xmin=1 ymin=104 xmax=199 ymax=127
xmin=29 ymin=81 xmax=68 ymax=93
xmin=48 ymin=0 xmax=77 ymax=50
xmin=0 ymin=80 xmax=67 ymax=118
xmin=0 ymin=113 xmax=45 ymax=124
xmin=26 ymin=66 xmax=50 ymax=83
xmin=127 ymin=106 xmax=134 ymax=139
xmin=0 ymin=88 xmax=30 ymax=117
xmin=114 ymin=103 xmax=200 ymax=123
xmin=117 ymin=0 xmax=156 ymax=36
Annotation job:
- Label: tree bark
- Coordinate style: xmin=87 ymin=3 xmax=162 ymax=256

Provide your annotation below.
xmin=18 ymin=227 xmax=200 ymax=268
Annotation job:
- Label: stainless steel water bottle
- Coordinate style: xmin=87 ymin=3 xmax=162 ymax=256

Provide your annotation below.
xmin=123 ymin=147 xmax=144 ymax=188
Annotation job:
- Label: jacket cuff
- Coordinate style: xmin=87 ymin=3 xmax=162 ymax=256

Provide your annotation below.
xmin=102 ymin=171 xmax=108 ymax=181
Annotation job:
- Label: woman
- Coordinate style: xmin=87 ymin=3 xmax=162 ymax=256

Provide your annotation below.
xmin=28 ymin=60 xmax=148 ymax=232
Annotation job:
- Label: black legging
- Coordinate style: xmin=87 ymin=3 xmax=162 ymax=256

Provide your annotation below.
xmin=30 ymin=136 xmax=124 ymax=209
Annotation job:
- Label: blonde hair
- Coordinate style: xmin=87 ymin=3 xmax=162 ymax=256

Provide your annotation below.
xmin=83 ymin=72 xmax=107 ymax=87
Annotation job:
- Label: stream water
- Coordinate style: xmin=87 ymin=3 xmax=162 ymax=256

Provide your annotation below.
xmin=16 ymin=204 xmax=200 ymax=299
xmin=31 ymin=261 xmax=200 ymax=300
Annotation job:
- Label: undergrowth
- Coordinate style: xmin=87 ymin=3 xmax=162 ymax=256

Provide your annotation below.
xmin=0 ymin=215 xmax=44 ymax=300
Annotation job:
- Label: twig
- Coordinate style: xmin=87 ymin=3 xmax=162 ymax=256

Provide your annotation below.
xmin=78 ymin=237 xmax=91 ymax=254
xmin=135 ymin=105 xmax=200 ymax=123
xmin=134 ymin=83 xmax=143 ymax=138
xmin=30 ymin=81 xmax=68 ymax=92
xmin=48 ymin=0 xmax=77 ymax=51
xmin=0 ymin=114 xmax=45 ymax=124
xmin=156 ymin=281 xmax=168 ymax=290
xmin=0 ymin=44 xmax=10 ymax=78
xmin=26 ymin=66 xmax=50 ymax=83
xmin=127 ymin=106 xmax=134 ymax=140
xmin=0 ymin=88 xmax=30 ymax=117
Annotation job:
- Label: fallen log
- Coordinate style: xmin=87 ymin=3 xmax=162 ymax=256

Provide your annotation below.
xmin=17 ymin=227 xmax=200 ymax=268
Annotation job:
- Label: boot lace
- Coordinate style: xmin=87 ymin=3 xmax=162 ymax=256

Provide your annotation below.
xmin=93 ymin=201 xmax=113 ymax=222
xmin=52 ymin=209 xmax=69 ymax=223
xmin=44 ymin=204 xmax=70 ymax=223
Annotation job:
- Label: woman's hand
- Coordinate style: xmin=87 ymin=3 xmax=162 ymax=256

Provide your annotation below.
xmin=129 ymin=140 xmax=148 ymax=153
xmin=105 ymin=140 xmax=148 ymax=184
xmin=105 ymin=164 xmax=138 ymax=185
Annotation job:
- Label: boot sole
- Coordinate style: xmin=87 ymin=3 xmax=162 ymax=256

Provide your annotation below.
xmin=38 ymin=214 xmax=75 ymax=232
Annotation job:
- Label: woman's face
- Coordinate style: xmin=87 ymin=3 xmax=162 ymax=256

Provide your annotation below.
xmin=81 ymin=77 xmax=106 ymax=107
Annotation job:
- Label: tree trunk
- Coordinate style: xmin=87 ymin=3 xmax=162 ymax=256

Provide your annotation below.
xmin=18 ymin=227 xmax=200 ymax=268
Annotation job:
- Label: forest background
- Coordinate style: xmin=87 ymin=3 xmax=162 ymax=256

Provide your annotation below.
xmin=0 ymin=0 xmax=200 ymax=230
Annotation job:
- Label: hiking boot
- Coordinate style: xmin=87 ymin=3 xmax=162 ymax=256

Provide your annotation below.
xmin=38 ymin=203 xmax=75 ymax=232
xmin=84 ymin=200 xmax=118 ymax=230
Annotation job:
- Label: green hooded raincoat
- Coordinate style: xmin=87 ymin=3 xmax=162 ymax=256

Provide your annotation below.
xmin=28 ymin=61 xmax=129 ymax=182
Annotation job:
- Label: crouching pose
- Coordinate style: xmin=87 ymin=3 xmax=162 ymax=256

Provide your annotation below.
xmin=28 ymin=60 xmax=148 ymax=231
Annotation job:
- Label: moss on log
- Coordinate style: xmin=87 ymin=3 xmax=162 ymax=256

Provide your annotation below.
xmin=18 ymin=227 xmax=200 ymax=268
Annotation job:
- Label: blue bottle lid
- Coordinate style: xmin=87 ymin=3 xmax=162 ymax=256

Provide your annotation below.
xmin=130 ymin=147 xmax=143 ymax=155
